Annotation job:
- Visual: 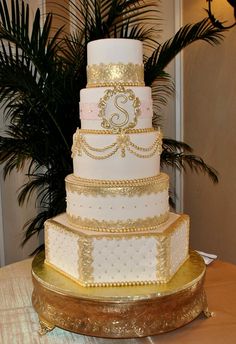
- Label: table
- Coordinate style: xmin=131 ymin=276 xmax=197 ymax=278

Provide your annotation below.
xmin=1 ymin=258 xmax=236 ymax=344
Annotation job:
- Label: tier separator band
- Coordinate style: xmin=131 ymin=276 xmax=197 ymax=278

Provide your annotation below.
xmin=76 ymin=127 xmax=159 ymax=135
xmin=67 ymin=212 xmax=170 ymax=233
xmin=65 ymin=176 xmax=169 ymax=196
xmin=65 ymin=173 xmax=168 ymax=187
xmin=45 ymin=213 xmax=188 ymax=238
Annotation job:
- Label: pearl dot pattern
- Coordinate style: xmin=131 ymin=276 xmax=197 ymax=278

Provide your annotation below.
xmin=92 ymin=237 xmax=157 ymax=282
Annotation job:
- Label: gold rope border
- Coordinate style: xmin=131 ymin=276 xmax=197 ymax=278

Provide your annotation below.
xmin=65 ymin=173 xmax=169 ymax=197
xmin=78 ymin=128 xmax=157 ymax=135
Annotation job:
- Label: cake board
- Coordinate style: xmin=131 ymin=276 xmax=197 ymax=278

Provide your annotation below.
xmin=31 ymin=250 xmax=212 ymax=338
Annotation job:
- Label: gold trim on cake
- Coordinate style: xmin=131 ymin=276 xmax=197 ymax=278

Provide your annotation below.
xmin=98 ymin=86 xmax=141 ymax=131
xmin=155 ymin=235 xmax=169 ymax=281
xmin=78 ymin=128 xmax=156 ymax=135
xmin=71 ymin=128 xmax=162 ymax=160
xmin=44 ymin=214 xmax=189 ymax=287
xmin=67 ymin=212 xmax=169 ymax=233
xmin=78 ymin=236 xmax=94 ymax=283
xmin=65 ymin=173 xmax=169 ymax=197
xmin=87 ymin=63 xmax=144 ymax=87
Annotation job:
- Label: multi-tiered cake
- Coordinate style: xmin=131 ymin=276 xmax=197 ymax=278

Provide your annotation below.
xmin=44 ymin=39 xmax=189 ymax=287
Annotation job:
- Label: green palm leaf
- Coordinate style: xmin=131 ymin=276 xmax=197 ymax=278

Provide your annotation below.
xmin=161 ymin=139 xmax=218 ymax=184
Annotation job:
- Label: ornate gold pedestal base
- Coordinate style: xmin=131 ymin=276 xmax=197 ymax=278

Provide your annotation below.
xmin=32 ymin=251 xmax=208 ymax=338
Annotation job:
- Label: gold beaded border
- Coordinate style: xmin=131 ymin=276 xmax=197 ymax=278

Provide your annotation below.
xmin=65 ymin=173 xmax=169 ymax=197
xmin=77 ymin=128 xmax=157 ymax=135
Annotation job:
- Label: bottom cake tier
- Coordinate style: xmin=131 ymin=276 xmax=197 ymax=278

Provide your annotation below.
xmin=45 ymin=212 xmax=189 ymax=287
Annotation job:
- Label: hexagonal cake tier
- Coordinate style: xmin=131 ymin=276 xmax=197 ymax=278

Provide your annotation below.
xmin=45 ymin=212 xmax=189 ymax=287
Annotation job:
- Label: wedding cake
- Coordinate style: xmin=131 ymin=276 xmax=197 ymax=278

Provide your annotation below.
xmin=44 ymin=38 xmax=189 ymax=287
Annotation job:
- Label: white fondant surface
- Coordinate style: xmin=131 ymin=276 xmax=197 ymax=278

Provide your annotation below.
xmin=66 ymin=189 xmax=169 ymax=223
xmin=87 ymin=39 xmax=143 ymax=65
xmin=170 ymin=218 xmax=189 ymax=275
xmin=92 ymin=237 xmax=157 ymax=282
xmin=81 ymin=118 xmax=152 ymax=130
xmin=45 ymin=224 xmax=79 ymax=279
xmin=73 ymin=153 xmax=160 ymax=180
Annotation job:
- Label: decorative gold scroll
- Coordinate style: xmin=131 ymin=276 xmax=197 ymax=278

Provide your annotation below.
xmin=67 ymin=212 xmax=169 ymax=233
xmin=98 ymin=85 xmax=141 ymax=131
xmin=65 ymin=173 xmax=169 ymax=197
xmin=87 ymin=63 xmax=144 ymax=87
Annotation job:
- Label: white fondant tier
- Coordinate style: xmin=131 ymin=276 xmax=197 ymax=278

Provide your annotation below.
xmin=45 ymin=212 xmax=189 ymax=286
xmin=65 ymin=173 xmax=169 ymax=232
xmin=80 ymin=86 xmax=153 ymax=129
xmin=87 ymin=39 xmax=143 ymax=65
xmin=72 ymin=129 xmax=162 ymax=180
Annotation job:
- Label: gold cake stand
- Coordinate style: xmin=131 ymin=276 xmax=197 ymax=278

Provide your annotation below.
xmin=32 ymin=251 xmax=211 ymax=338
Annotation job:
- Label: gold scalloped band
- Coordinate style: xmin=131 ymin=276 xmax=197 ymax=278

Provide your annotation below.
xmin=65 ymin=173 xmax=169 ymax=197
xmin=67 ymin=212 xmax=169 ymax=233
xmin=87 ymin=63 xmax=145 ymax=87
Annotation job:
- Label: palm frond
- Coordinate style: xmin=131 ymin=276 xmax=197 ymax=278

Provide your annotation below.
xmin=162 ymin=138 xmax=193 ymax=153
xmin=161 ymin=150 xmax=218 ymax=184
xmin=145 ymin=18 xmax=225 ymax=86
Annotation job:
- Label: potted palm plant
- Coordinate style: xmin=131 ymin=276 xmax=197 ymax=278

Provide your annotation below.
xmin=0 ymin=0 xmax=228 ymax=252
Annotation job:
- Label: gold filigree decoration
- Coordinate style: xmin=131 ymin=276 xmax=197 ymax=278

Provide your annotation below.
xmin=98 ymin=85 xmax=141 ymax=131
xmin=87 ymin=63 xmax=144 ymax=87
xmin=67 ymin=212 xmax=169 ymax=233
xmin=78 ymin=236 xmax=94 ymax=283
xmin=38 ymin=318 xmax=55 ymax=336
xmin=71 ymin=128 xmax=162 ymax=160
xmin=65 ymin=173 xmax=169 ymax=197
xmin=32 ymin=255 xmax=206 ymax=336
xmin=155 ymin=235 xmax=169 ymax=282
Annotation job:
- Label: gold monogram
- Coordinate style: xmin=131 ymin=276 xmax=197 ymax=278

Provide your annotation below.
xmin=98 ymin=86 xmax=141 ymax=131
xmin=110 ymin=94 xmax=129 ymax=128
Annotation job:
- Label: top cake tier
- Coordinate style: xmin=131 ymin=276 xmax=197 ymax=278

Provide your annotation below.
xmin=87 ymin=39 xmax=144 ymax=87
